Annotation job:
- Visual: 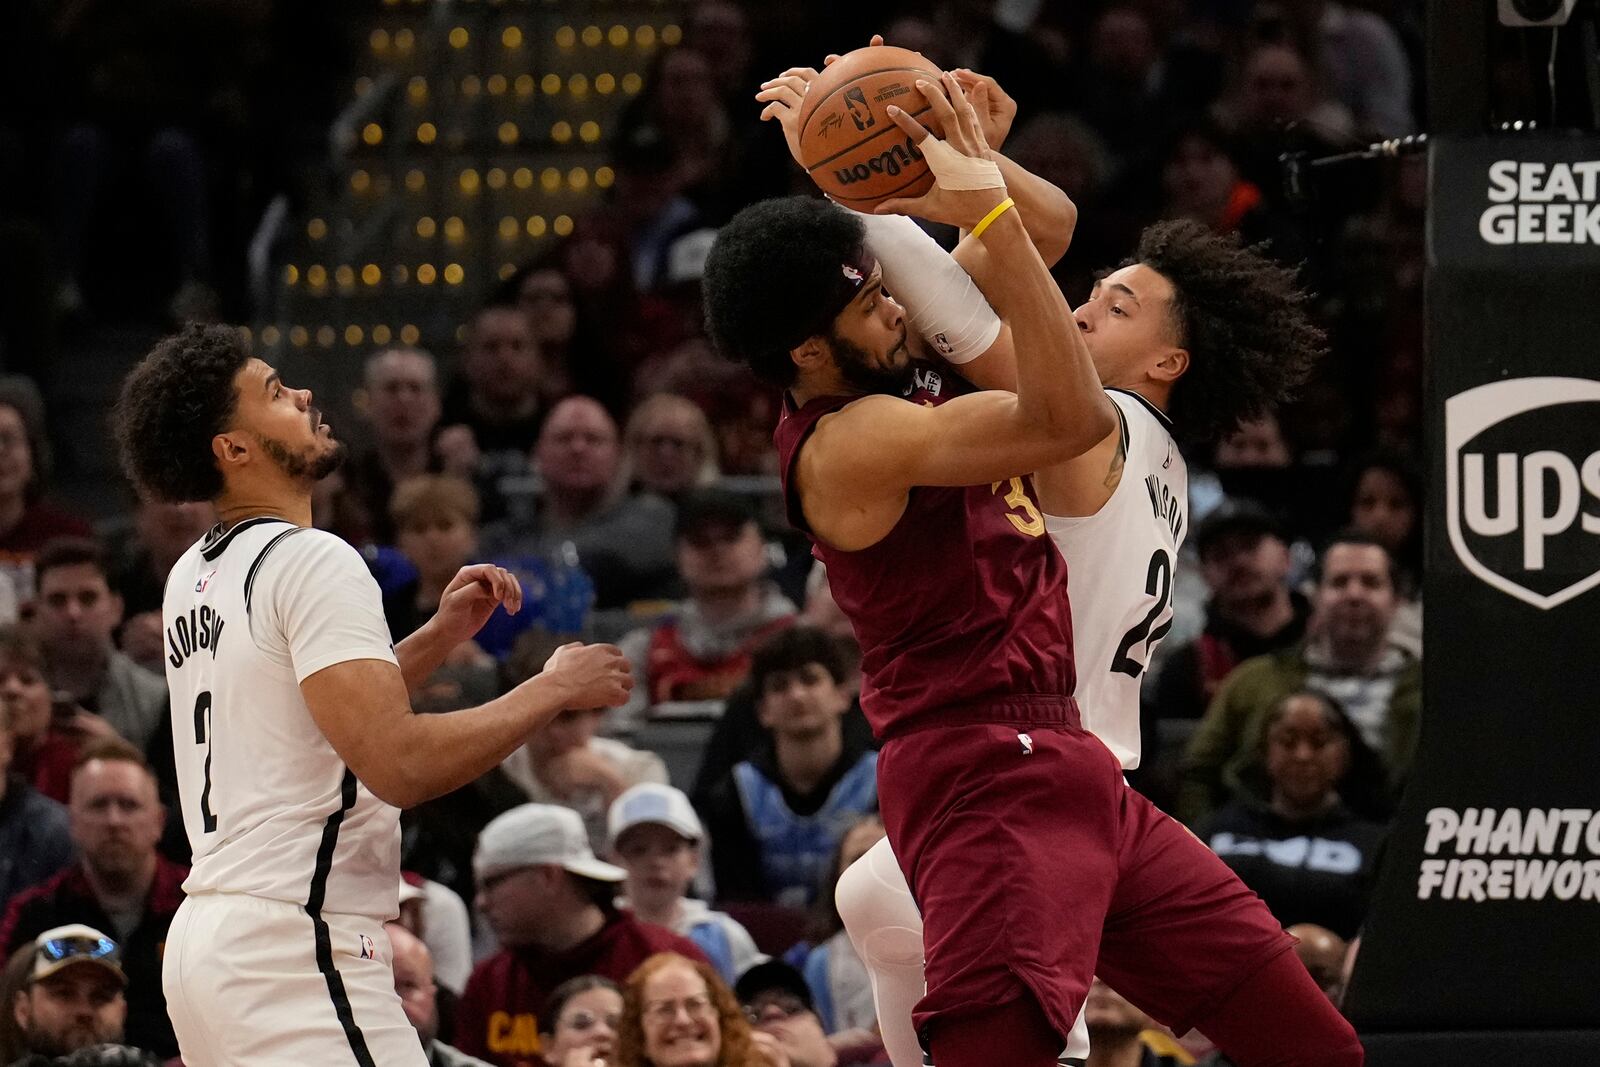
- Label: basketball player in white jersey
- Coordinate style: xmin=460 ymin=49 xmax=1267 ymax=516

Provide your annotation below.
xmin=112 ymin=326 xmax=633 ymax=1067
xmin=757 ymin=61 xmax=1325 ymax=1065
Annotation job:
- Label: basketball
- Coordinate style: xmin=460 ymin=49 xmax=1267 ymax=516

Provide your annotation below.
xmin=797 ymin=45 xmax=944 ymax=210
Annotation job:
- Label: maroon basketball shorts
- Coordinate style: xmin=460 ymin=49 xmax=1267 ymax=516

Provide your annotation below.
xmin=876 ymin=722 xmax=1296 ymax=1043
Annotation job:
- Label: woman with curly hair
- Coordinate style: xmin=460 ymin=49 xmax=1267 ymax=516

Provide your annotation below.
xmin=614 ymin=953 xmax=771 ymax=1067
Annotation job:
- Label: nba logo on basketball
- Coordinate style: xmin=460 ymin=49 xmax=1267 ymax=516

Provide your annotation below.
xmin=1446 ymin=376 xmax=1600 ymax=609
xmin=359 ymin=934 xmax=377 ymax=961
xmin=843 ymin=86 xmax=875 ymax=132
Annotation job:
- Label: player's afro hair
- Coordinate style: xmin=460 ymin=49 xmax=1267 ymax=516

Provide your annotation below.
xmin=113 ymin=323 xmax=252 ymax=503
xmin=702 ymin=195 xmax=867 ymax=387
xmin=1129 ymin=219 xmax=1325 ymax=445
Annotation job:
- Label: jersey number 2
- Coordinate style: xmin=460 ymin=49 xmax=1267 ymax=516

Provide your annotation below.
xmin=192 ymin=691 xmax=217 ymax=833
xmin=1110 ymin=550 xmax=1174 ymax=678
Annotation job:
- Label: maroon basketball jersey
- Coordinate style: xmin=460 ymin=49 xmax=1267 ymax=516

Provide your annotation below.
xmin=774 ymin=369 xmax=1078 ymax=740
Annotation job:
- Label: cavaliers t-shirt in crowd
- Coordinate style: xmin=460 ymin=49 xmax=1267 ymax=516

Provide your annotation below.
xmin=453 ymin=910 xmax=707 ymax=1067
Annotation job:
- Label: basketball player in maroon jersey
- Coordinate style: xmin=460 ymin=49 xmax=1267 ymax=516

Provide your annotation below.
xmin=704 ymin=78 xmax=1362 ymax=1067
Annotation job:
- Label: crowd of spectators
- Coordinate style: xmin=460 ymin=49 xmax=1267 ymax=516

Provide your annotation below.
xmin=0 ymin=0 xmax=1431 ymax=1063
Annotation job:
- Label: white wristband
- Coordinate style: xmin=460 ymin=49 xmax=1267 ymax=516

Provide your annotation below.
xmin=856 ymin=211 xmax=1001 ymax=366
xmin=921 ymin=137 xmax=1005 ymax=190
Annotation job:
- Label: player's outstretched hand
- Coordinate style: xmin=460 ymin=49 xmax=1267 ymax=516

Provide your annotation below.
xmin=433 ymin=563 xmax=524 ymax=643
xmin=541 ymin=641 xmax=634 ymax=709
xmin=875 ymin=72 xmax=1007 ymax=230
xmin=756 ymin=34 xmax=890 ymax=169
xmin=755 ymin=65 xmax=821 ymax=168
xmin=950 ymin=68 xmax=1018 ymax=150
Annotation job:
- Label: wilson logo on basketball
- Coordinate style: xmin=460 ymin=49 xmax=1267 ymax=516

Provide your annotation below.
xmin=833 ymin=134 xmax=925 ymax=187
xmin=1446 ymin=377 xmax=1600 ymax=609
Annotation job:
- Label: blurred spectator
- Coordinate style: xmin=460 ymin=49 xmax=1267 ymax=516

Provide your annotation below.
xmin=615 ymin=952 xmax=766 ymax=1067
xmin=383 ymin=477 xmax=593 ymax=660
xmin=623 ymin=396 xmax=720 ymax=504
xmin=614 ymin=491 xmax=795 ymax=732
xmin=0 ymin=696 xmax=73 ymax=910
xmin=1253 ymin=0 xmax=1414 ymax=136
xmin=5 ymin=924 xmax=157 ymax=1064
xmin=1004 ymin=112 xmax=1120 ymax=292
xmin=105 ymin=501 xmax=213 ymax=674
xmin=1197 ymin=691 xmax=1388 ymax=938
xmin=698 ymin=629 xmax=877 ymax=906
xmin=33 ymin=541 xmax=165 ymax=755
xmin=606 ymin=784 xmax=762 ymax=985
xmin=1074 ymin=5 xmax=1190 ymax=160
xmin=539 ymin=976 xmax=623 ymax=1067
xmin=0 ymin=742 xmax=183 ymax=1058
xmin=396 ymin=876 xmax=475 ymax=999
xmin=1345 ymin=451 xmax=1420 ymax=595
xmin=388 ymin=921 xmax=493 ymax=1067
xmin=1159 ymin=120 xmax=1278 ymax=244
xmin=1227 ymin=40 xmax=1354 ymax=145
xmin=0 ymin=627 xmax=77 ymax=805
xmin=346 ymin=348 xmax=446 ymax=545
xmin=604 ymin=123 xmax=701 ymax=295
xmin=382 ymin=476 xmax=487 ymax=650
xmin=795 ymin=816 xmax=885 ymax=1040
xmin=619 ymin=50 xmax=729 ymax=219
xmin=441 ymin=299 xmax=547 ymax=495
xmin=0 ymin=386 xmax=92 ymax=611
xmin=483 ymin=397 xmax=676 ymax=611
xmin=924 ymin=1 xmax=1060 ymax=120
xmin=1288 ymin=923 xmax=1349 ymax=1005
xmin=500 ymin=642 xmax=668 ymax=852
xmin=735 ymin=959 xmax=864 ymax=1067
xmin=1180 ymin=533 xmax=1419 ymax=825
xmin=455 ymin=805 xmax=705 ymax=1067
xmin=1082 ymin=977 xmax=1186 ymax=1067
xmin=1151 ymin=503 xmax=1308 ymax=723
xmin=498 ymin=263 xmax=625 ymax=414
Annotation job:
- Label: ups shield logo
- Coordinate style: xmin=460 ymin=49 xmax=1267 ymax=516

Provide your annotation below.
xmin=1446 ymin=377 xmax=1600 ymax=610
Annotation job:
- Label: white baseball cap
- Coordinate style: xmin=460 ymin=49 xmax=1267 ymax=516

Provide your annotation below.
xmin=29 ymin=924 xmax=126 ymax=987
xmin=475 ymin=804 xmax=626 ymax=883
xmin=607 ymin=783 xmax=704 ymax=850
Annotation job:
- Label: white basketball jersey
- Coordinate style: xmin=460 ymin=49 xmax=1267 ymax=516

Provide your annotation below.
xmin=163 ymin=518 xmax=402 ymax=919
xmin=1046 ymin=390 xmax=1188 ymax=770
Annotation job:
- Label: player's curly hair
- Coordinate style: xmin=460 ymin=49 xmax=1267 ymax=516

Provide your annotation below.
xmin=113 ymin=323 xmax=251 ymax=503
xmin=1128 ymin=219 xmax=1325 ymax=445
xmin=615 ymin=953 xmax=762 ymax=1067
xmin=702 ymin=195 xmax=867 ymax=387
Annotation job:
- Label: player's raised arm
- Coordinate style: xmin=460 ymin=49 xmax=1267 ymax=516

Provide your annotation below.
xmin=865 ymin=74 xmax=1115 ymax=482
xmin=301 ymin=642 xmax=630 ymax=810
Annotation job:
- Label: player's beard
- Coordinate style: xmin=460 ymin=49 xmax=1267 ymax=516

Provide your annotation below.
xmin=257 ymin=419 xmax=346 ymax=484
xmin=829 ymin=328 xmax=913 ymax=395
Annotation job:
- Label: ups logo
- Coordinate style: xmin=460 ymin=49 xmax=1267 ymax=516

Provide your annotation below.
xmin=1446 ymin=377 xmax=1600 ymax=609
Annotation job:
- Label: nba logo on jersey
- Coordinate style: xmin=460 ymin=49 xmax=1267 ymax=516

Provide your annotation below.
xmin=195 ymin=569 xmax=216 ymax=593
xmin=359 ymin=934 xmax=377 ymax=961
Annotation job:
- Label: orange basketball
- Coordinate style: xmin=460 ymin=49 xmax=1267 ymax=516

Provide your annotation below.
xmin=797 ymin=45 xmax=944 ymax=210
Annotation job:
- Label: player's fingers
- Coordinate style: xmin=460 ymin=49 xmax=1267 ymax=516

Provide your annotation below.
xmin=758 ymin=100 xmax=788 ymax=124
xmin=911 ymin=78 xmax=959 ymax=135
xmin=754 ymin=85 xmax=804 ymax=110
xmin=824 ymin=53 xmax=842 ymax=67
xmin=869 ymin=33 xmax=885 ymax=47
xmin=756 ymin=74 xmax=811 ymax=97
xmin=504 ymin=571 xmax=524 ymax=614
xmin=885 ymin=103 xmax=933 ymax=145
xmin=942 ymin=72 xmax=983 ymax=147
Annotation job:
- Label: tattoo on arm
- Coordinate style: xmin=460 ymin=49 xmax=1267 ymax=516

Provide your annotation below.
xmin=1104 ymin=430 xmax=1127 ymax=489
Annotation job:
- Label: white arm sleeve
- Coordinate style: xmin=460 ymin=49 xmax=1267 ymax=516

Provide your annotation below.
xmin=252 ymin=529 xmax=399 ymax=682
xmin=854 ymin=211 xmax=1001 ymax=365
